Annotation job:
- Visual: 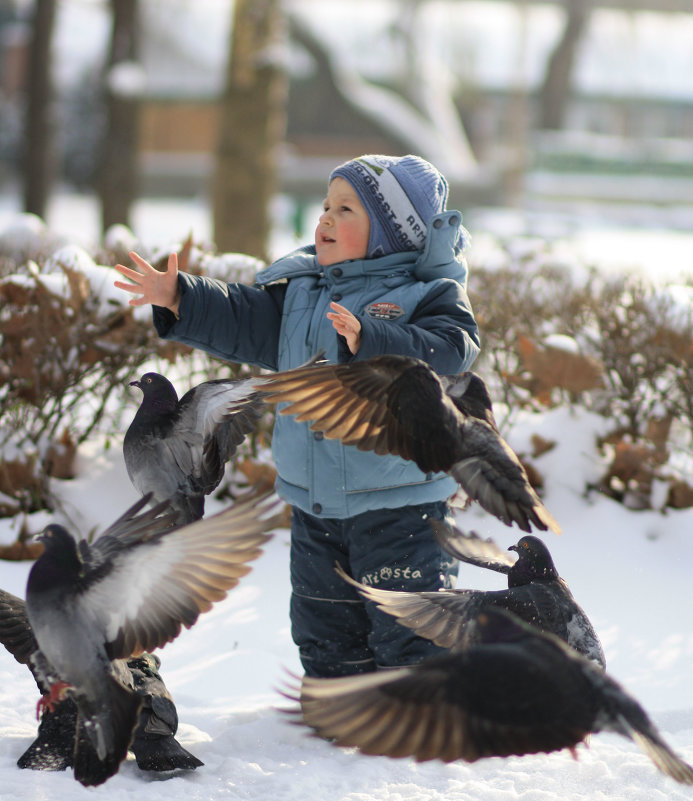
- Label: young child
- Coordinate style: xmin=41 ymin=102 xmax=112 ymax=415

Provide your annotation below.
xmin=114 ymin=154 xmax=480 ymax=678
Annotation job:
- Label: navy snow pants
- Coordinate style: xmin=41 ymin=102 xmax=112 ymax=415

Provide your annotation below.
xmin=290 ymin=501 xmax=458 ymax=677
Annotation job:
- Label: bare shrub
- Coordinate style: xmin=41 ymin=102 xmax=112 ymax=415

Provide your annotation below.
xmin=0 ymin=237 xmax=274 ymax=516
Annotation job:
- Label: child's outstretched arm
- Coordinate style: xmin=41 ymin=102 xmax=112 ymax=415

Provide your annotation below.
xmin=114 ymin=251 xmax=181 ymax=316
xmin=327 ymin=301 xmax=361 ymax=354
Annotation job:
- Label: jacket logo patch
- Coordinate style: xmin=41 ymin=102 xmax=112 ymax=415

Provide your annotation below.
xmin=365 ymin=302 xmax=404 ymax=321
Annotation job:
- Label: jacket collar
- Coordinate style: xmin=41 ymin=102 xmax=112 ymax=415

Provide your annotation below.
xmin=255 ymin=210 xmax=468 ymax=287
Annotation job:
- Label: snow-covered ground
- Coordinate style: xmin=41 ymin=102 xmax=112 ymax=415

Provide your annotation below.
xmin=2 ymin=193 xmax=693 ymax=798
xmin=1 ymin=404 xmax=693 ymax=800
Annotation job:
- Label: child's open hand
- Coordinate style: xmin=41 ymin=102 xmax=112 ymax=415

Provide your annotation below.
xmin=114 ymin=251 xmax=180 ymax=314
xmin=327 ymin=301 xmax=361 ymax=354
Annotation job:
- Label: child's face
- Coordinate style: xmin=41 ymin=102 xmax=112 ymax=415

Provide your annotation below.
xmin=315 ymin=177 xmax=370 ymax=266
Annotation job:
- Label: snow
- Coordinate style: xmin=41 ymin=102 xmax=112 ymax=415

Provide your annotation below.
xmin=1 ymin=402 xmax=693 ymax=799
xmin=106 ymin=61 xmax=148 ymax=99
xmin=2 ymin=204 xmax=693 ymax=798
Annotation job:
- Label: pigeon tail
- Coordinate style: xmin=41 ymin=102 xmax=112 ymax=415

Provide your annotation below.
xmin=73 ymin=677 xmax=142 ymax=787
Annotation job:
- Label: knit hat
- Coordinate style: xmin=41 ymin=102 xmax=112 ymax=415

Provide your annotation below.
xmin=329 ymin=154 xmax=449 ymax=259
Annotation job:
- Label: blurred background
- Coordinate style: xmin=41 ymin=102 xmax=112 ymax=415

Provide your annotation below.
xmin=1 ymin=0 xmax=693 ymax=265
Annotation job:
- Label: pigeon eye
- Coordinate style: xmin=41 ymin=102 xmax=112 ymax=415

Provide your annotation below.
xmin=145 ymin=377 xmax=152 ymax=384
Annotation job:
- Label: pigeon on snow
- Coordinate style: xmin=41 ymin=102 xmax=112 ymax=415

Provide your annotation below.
xmin=257 ymin=354 xmax=560 ymax=534
xmin=0 ymin=589 xmax=195 ymax=773
xmin=124 ymin=371 xmax=264 ymax=523
xmin=337 ymin=524 xmax=605 ymax=667
xmin=22 ymin=491 xmax=280 ymax=786
xmin=0 ymin=589 xmax=203 ymax=775
xmin=284 ymin=608 xmax=693 ymax=785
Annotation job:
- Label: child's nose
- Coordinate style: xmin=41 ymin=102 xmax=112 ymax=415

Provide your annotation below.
xmin=319 ymin=209 xmax=333 ymax=225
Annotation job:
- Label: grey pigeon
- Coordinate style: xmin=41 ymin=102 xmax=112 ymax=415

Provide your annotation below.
xmin=284 ymin=608 xmax=693 ymax=785
xmin=124 ymin=372 xmax=264 ymax=523
xmin=336 ymin=525 xmax=605 ymax=667
xmin=257 ymin=354 xmax=560 ymax=534
xmin=24 ymin=491 xmax=280 ymax=786
xmin=0 ymin=591 xmax=203 ymax=774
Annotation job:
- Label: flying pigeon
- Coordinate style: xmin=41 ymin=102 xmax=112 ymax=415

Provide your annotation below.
xmin=124 ymin=371 xmax=264 ymax=523
xmin=284 ymin=608 xmax=693 ymax=785
xmin=256 ymin=354 xmax=560 ymax=534
xmin=336 ymin=524 xmax=605 ymax=667
xmin=22 ymin=490 xmax=280 ymax=786
xmin=0 ymin=590 xmax=203 ymax=774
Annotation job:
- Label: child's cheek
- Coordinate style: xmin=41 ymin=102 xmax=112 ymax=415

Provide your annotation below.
xmin=340 ymin=222 xmax=369 ymax=259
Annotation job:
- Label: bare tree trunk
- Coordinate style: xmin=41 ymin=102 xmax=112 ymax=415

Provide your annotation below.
xmin=537 ymin=0 xmax=591 ymax=130
xmin=213 ymin=0 xmax=287 ymax=262
xmin=98 ymin=0 xmax=142 ymax=233
xmin=23 ymin=0 xmax=56 ymax=217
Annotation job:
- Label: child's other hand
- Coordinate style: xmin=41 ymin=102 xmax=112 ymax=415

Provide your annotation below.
xmin=327 ymin=301 xmax=361 ymax=354
xmin=113 ymin=251 xmax=181 ymax=315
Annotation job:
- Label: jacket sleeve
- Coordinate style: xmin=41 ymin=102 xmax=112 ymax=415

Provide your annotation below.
xmin=152 ymin=272 xmax=288 ymax=371
xmin=340 ymin=278 xmax=480 ymax=374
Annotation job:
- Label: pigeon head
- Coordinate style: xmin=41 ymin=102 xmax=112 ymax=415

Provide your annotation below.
xmin=130 ymin=373 xmax=179 ymax=414
xmin=29 ymin=525 xmax=83 ymax=590
xmin=507 ymin=535 xmax=558 ymax=585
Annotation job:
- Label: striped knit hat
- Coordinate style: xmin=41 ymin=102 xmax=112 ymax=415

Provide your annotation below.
xmin=329 ymin=154 xmax=450 ymax=259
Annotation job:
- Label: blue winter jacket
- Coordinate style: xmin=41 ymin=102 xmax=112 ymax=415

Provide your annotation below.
xmin=152 ymin=209 xmax=480 ymax=518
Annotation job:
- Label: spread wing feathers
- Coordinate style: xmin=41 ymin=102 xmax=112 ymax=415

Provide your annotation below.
xmin=0 ymin=588 xmax=37 ymax=666
xmin=334 ymin=564 xmax=491 ymax=650
xmin=258 ymin=355 xmax=443 ymax=463
xmin=177 ymin=377 xmax=264 ymax=452
xmin=429 ymin=522 xmax=515 ymax=573
xmin=617 ymin=715 xmax=693 ymax=785
xmin=76 ymin=492 xmax=282 ymax=660
xmin=92 ymin=493 xmax=177 ymax=546
xmin=258 ymin=356 xmax=560 ymax=534
xmin=450 ymin=419 xmax=561 ymax=534
xmin=282 ymin=612 xmax=693 ymax=784
xmin=281 ymin=658 xmax=591 ymax=764
xmin=334 ymin=563 xmax=604 ymax=664
xmin=178 ymin=378 xmax=258 ymax=440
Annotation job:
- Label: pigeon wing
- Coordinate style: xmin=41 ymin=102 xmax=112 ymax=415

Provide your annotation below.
xmin=177 ymin=377 xmax=263 ymax=457
xmin=75 ymin=492 xmax=281 ymax=659
xmin=0 ymin=588 xmax=38 ymax=666
xmin=166 ymin=377 xmax=263 ymax=494
xmin=429 ymin=521 xmax=515 ymax=573
xmin=284 ymin=631 xmax=598 ymax=764
xmin=286 ymin=613 xmax=693 ymax=782
xmin=335 ymin=564 xmax=587 ymax=654
xmin=259 ymin=354 xmax=462 ymax=473
xmin=450 ymin=418 xmax=561 ymax=533
xmin=334 ymin=564 xmax=499 ymax=650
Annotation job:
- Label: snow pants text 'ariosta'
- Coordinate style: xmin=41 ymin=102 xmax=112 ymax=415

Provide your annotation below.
xmin=290 ymin=501 xmax=458 ymax=677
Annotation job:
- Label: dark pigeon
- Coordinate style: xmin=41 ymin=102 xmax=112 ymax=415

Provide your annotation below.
xmin=0 ymin=592 xmax=203 ymax=774
xmin=284 ymin=608 xmax=693 ymax=785
xmin=336 ymin=524 xmax=605 ymax=667
xmin=125 ymin=652 xmax=204 ymax=772
xmin=124 ymin=372 xmax=264 ymax=523
xmin=257 ymin=354 xmax=560 ymax=534
xmin=23 ymin=490 xmax=280 ymax=786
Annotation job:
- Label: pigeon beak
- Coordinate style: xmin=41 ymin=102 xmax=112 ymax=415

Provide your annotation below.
xmin=129 ymin=379 xmax=142 ymax=389
xmin=508 ymin=544 xmax=518 ymax=553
